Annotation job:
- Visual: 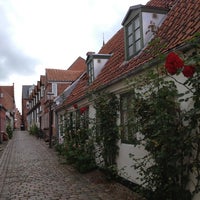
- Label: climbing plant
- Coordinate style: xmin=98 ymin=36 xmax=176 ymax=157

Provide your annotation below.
xmin=62 ymin=107 xmax=96 ymax=173
xmin=94 ymin=92 xmax=119 ymax=176
xmin=6 ymin=124 xmax=13 ymax=139
xmin=128 ymin=33 xmax=200 ymax=200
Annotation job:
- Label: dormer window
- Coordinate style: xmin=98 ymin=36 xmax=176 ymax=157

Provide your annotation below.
xmin=122 ymin=5 xmax=168 ymax=60
xmin=86 ymin=52 xmax=112 ymax=85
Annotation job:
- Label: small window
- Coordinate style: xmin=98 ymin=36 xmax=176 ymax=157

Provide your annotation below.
xmin=120 ymin=93 xmax=138 ymax=144
xmin=126 ymin=15 xmax=142 ymax=59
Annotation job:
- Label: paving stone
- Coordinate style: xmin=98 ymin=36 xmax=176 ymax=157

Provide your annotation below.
xmin=0 ymin=131 xmax=137 ymax=200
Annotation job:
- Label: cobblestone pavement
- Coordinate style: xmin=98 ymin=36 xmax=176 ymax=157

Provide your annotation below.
xmin=0 ymin=131 xmax=139 ymax=200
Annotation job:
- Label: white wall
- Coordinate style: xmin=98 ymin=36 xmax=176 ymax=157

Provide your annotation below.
xmin=142 ymin=12 xmax=166 ymax=46
xmin=116 ymin=142 xmax=148 ymax=185
xmin=93 ymin=58 xmax=109 ymax=79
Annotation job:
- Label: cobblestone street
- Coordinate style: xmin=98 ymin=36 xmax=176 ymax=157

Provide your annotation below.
xmin=0 ymin=131 xmax=138 ymax=200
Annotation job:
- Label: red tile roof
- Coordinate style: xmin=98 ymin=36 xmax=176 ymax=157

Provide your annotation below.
xmin=67 ymin=56 xmax=87 ymax=71
xmin=62 ymin=73 xmax=88 ymax=107
xmin=46 ymin=68 xmax=83 ymax=82
xmin=90 ymin=0 xmax=200 ymax=91
xmin=60 ymin=0 xmax=200 ymax=107
xmin=44 ymin=57 xmax=86 ymax=101
xmin=57 ymin=83 xmax=71 ymax=96
xmin=146 ymin=0 xmax=177 ymax=8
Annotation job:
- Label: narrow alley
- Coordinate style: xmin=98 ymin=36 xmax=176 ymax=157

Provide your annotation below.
xmin=0 ymin=131 xmax=137 ymax=200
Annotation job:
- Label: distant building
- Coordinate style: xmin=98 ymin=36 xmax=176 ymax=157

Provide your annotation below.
xmin=0 ymin=84 xmax=16 ymax=141
xmin=21 ymin=85 xmax=34 ymax=130
xmin=14 ymin=108 xmax=22 ymax=130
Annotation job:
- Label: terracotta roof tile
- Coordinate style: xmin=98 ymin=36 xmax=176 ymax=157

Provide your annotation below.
xmin=46 ymin=68 xmax=83 ymax=82
xmin=57 ymin=83 xmax=71 ymax=96
xmin=146 ymin=0 xmax=177 ymax=8
xmin=63 ymin=73 xmax=88 ymax=106
xmin=67 ymin=56 xmax=87 ymax=71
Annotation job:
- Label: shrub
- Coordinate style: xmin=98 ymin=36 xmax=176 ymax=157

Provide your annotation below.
xmin=29 ymin=124 xmax=39 ymax=136
xmin=6 ymin=124 xmax=13 ymax=139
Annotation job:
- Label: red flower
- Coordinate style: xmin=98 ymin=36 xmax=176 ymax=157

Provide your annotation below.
xmin=80 ymin=107 xmax=87 ymax=114
xmin=73 ymin=104 xmax=78 ymax=109
xmin=182 ymin=65 xmax=195 ymax=78
xmin=165 ymin=52 xmax=184 ymax=75
xmin=165 ymin=63 xmax=178 ymax=75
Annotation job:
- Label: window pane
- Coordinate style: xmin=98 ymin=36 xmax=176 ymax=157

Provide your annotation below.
xmin=120 ymin=93 xmax=137 ymax=143
xmin=135 ymin=28 xmax=140 ymax=41
xmin=128 ymin=45 xmax=134 ymax=57
xmin=135 ymin=40 xmax=141 ymax=52
xmin=134 ymin=17 xmax=140 ymax=29
xmin=128 ymin=35 xmax=133 ymax=46
xmin=128 ymin=23 xmax=133 ymax=35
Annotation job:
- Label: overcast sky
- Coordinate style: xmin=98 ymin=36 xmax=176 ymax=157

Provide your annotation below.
xmin=0 ymin=0 xmax=149 ymax=112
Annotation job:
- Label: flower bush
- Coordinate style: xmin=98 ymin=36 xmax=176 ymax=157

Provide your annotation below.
xmin=62 ymin=109 xmax=96 ymax=173
xmin=129 ymin=33 xmax=200 ymax=200
xmin=165 ymin=52 xmax=184 ymax=75
xmin=182 ymin=65 xmax=195 ymax=77
xmin=165 ymin=52 xmax=196 ymax=77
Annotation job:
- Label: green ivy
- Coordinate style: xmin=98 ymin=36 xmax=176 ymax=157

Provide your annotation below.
xmin=94 ymin=92 xmax=119 ymax=173
xmin=6 ymin=124 xmax=13 ymax=139
xmin=63 ymin=111 xmax=96 ymax=173
xmin=29 ymin=124 xmax=39 ymax=136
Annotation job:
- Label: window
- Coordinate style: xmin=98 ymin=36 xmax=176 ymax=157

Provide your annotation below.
xmin=120 ymin=93 xmax=138 ymax=143
xmin=75 ymin=107 xmax=89 ymax=130
xmin=126 ymin=15 xmax=142 ymax=59
xmin=88 ymin=61 xmax=94 ymax=84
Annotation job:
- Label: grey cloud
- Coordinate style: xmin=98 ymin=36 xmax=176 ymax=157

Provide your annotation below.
xmin=0 ymin=6 xmax=39 ymax=81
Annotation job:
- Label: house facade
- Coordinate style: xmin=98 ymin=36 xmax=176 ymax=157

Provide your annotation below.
xmin=53 ymin=0 xmax=200 ymax=199
xmin=22 ymin=85 xmax=34 ymax=130
xmin=23 ymin=0 xmax=200 ymax=198
xmin=0 ymin=84 xmax=16 ymax=141
xmin=26 ymin=57 xmax=86 ymax=142
xmin=14 ymin=108 xmax=22 ymax=130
